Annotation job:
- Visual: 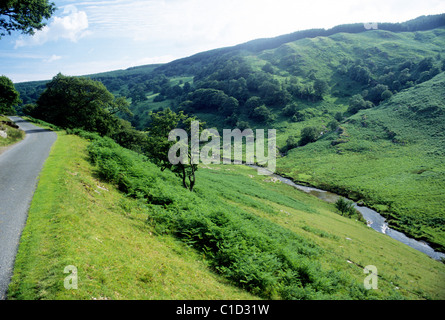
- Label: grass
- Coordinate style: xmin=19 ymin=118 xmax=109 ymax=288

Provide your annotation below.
xmin=197 ymin=164 xmax=445 ymax=299
xmin=0 ymin=115 xmax=25 ymax=148
xmin=8 ymin=132 xmax=257 ymax=300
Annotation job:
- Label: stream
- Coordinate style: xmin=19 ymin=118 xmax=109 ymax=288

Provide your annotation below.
xmin=248 ymin=165 xmax=445 ymax=261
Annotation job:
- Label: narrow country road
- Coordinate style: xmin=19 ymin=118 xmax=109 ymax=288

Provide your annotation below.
xmin=0 ymin=117 xmax=57 ymax=300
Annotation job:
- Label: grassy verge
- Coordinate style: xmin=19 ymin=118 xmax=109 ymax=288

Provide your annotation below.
xmin=0 ymin=115 xmax=25 ymax=149
xmin=8 ymin=132 xmax=256 ymax=299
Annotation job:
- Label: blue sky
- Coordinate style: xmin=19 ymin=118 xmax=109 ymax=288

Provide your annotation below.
xmin=1 ymin=0 xmax=444 ymax=83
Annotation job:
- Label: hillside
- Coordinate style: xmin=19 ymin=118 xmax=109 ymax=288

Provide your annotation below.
xmin=9 ymin=129 xmax=445 ymax=299
xmin=6 ymin=13 xmax=445 ymax=300
xmin=279 ymin=72 xmax=445 ymax=251
xmin=14 ymin=14 xmax=445 ymax=252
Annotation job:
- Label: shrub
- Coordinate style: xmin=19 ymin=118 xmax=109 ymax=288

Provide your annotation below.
xmin=335 ymin=197 xmax=356 ymax=217
xmin=299 ymin=126 xmax=319 ymax=146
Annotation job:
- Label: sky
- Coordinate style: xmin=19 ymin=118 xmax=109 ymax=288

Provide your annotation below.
xmin=1 ymin=0 xmax=444 ymax=83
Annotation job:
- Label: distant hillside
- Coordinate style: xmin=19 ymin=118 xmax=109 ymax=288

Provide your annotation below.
xmin=279 ymin=71 xmax=445 ymax=251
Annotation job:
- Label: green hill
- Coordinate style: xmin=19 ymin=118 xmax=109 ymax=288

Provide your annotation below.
xmin=9 ymin=14 xmax=445 ymax=298
xmin=17 ymin=15 xmax=445 ymax=250
xmin=278 ymin=72 xmax=445 ymax=251
xmin=9 ymin=130 xmax=445 ymax=299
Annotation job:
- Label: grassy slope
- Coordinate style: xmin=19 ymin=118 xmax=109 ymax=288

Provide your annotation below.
xmin=8 ymin=133 xmax=256 ymax=300
xmin=246 ymin=28 xmax=445 ymax=145
xmin=8 ymin=132 xmax=445 ymax=300
xmin=0 ymin=116 xmax=25 ymax=148
xmin=197 ymin=165 xmax=445 ymax=299
xmin=277 ymin=72 xmax=445 ymax=251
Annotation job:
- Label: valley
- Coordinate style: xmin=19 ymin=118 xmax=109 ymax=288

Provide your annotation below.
xmin=6 ymin=13 xmax=445 ymax=300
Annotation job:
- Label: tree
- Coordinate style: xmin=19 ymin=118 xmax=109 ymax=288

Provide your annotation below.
xmin=366 ymin=84 xmax=389 ymax=104
xmin=381 ymin=89 xmax=393 ymax=101
xmin=0 ymin=75 xmax=21 ymax=115
xmin=32 ymin=73 xmax=131 ymax=136
xmin=313 ymin=79 xmax=329 ymax=99
xmin=0 ymin=0 xmax=56 ymax=38
xmin=299 ymin=126 xmax=319 ymax=146
xmin=251 ymin=105 xmax=275 ymax=124
xmin=327 ymin=119 xmax=339 ymax=131
xmin=258 ymin=80 xmax=290 ymax=106
xmin=146 ymin=108 xmax=203 ymax=192
xmin=347 ymin=94 xmax=373 ymax=114
xmin=220 ymin=96 xmax=239 ymax=116
xmin=335 ymin=197 xmax=357 ymax=217
xmin=282 ymin=135 xmax=299 ymax=154
xmin=244 ymin=96 xmax=262 ymax=115
xmin=282 ymin=103 xmax=299 ymax=117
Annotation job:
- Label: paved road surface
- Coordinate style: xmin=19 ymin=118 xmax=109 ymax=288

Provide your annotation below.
xmin=0 ymin=117 xmax=57 ymax=299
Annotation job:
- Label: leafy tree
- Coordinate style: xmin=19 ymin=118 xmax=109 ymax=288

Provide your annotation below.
xmin=244 ymin=96 xmax=262 ymax=115
xmin=236 ymin=120 xmax=250 ymax=131
xmin=220 ymin=96 xmax=239 ymax=116
xmin=348 ymin=64 xmax=372 ymax=84
xmin=282 ymin=135 xmax=299 ymax=154
xmin=258 ymin=80 xmax=291 ymax=106
xmin=32 ymin=73 xmax=131 ymax=136
xmin=313 ymin=79 xmax=329 ymax=99
xmin=299 ymin=126 xmax=319 ymax=146
xmin=129 ymin=84 xmax=148 ymax=104
xmin=282 ymin=103 xmax=299 ymax=117
xmin=146 ymin=108 xmax=203 ymax=191
xmin=335 ymin=197 xmax=356 ymax=217
xmin=381 ymin=89 xmax=393 ymax=101
xmin=327 ymin=119 xmax=339 ymax=131
xmin=0 ymin=0 xmax=56 ymax=38
xmin=0 ymin=75 xmax=21 ymax=115
xmin=262 ymin=62 xmax=275 ymax=74
xmin=251 ymin=105 xmax=275 ymax=123
xmin=347 ymin=94 xmax=373 ymax=114
xmin=366 ymin=84 xmax=390 ymax=104
xmin=334 ymin=112 xmax=343 ymax=122
xmin=188 ymin=88 xmax=227 ymax=112
xmin=111 ymin=118 xmax=148 ymax=153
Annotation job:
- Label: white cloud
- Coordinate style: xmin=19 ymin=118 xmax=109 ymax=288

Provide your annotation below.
xmin=44 ymin=54 xmax=62 ymax=63
xmin=15 ymin=5 xmax=89 ymax=48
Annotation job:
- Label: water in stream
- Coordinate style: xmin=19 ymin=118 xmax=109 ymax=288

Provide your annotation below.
xmin=249 ymin=165 xmax=445 ymax=261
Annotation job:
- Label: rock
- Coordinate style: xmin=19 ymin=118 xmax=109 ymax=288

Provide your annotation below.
xmin=0 ymin=130 xmax=7 ymax=139
xmin=0 ymin=120 xmax=19 ymax=129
